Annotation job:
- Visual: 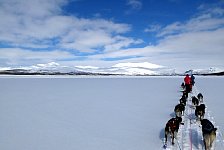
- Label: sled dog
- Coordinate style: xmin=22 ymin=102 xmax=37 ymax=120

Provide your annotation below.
xmin=197 ymin=93 xmax=203 ymax=103
xmin=201 ymin=119 xmax=217 ymax=150
xmin=192 ymin=96 xmax=199 ymax=106
xmin=165 ymin=117 xmax=183 ymax=145
xmin=174 ymin=103 xmax=185 ymax=117
xmin=195 ymin=104 xmax=205 ymax=120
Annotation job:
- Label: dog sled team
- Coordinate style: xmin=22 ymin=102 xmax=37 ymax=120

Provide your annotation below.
xmin=164 ymin=74 xmax=217 ymax=150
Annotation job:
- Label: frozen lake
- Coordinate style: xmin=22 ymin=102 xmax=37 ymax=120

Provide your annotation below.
xmin=0 ymin=76 xmax=224 ymax=150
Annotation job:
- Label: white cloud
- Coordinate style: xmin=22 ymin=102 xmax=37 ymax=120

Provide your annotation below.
xmin=0 ymin=0 xmax=66 ymax=18
xmin=198 ymin=3 xmax=224 ymax=16
xmin=126 ymin=0 xmax=142 ymax=10
xmin=104 ymin=36 xmax=143 ymax=52
xmin=0 ymin=48 xmax=72 ymax=60
xmin=0 ymin=48 xmax=74 ymax=66
xmin=0 ymin=0 xmax=137 ymax=53
xmin=60 ymin=28 xmax=113 ymax=52
xmin=144 ymin=24 xmax=162 ymax=33
xmin=157 ymin=7 xmax=224 ymax=37
xmin=158 ymin=28 xmax=224 ymax=54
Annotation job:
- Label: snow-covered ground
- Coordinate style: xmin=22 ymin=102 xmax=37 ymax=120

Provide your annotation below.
xmin=0 ymin=76 xmax=223 ymax=150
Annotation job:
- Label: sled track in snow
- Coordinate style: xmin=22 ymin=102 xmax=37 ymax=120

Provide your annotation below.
xmin=162 ymin=84 xmax=224 ymax=150
xmin=192 ymin=85 xmax=224 ymax=150
xmin=181 ymin=85 xmax=224 ymax=150
xmin=185 ymin=88 xmax=204 ymax=150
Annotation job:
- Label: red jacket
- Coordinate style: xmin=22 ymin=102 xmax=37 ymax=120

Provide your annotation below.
xmin=184 ymin=75 xmax=191 ymax=85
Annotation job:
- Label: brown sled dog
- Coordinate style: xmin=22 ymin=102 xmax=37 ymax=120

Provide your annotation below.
xmin=201 ymin=119 xmax=217 ymax=150
xmin=165 ymin=117 xmax=183 ymax=145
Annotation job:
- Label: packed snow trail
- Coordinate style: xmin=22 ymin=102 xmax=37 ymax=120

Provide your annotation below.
xmin=186 ymin=90 xmax=203 ymax=150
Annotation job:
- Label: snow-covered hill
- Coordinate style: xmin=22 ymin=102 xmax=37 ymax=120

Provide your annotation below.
xmin=186 ymin=68 xmax=224 ymax=75
xmin=75 ymin=62 xmax=177 ymax=76
xmin=0 ymin=62 xmax=223 ymax=76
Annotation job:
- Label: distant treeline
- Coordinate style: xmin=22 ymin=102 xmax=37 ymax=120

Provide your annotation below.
xmin=201 ymin=71 xmax=224 ymax=76
xmin=0 ymin=69 xmax=120 ymax=76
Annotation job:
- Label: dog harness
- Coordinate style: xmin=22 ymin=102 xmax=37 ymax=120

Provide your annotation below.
xmin=167 ymin=118 xmax=178 ymax=131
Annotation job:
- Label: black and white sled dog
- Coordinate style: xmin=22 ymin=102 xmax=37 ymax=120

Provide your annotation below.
xmin=174 ymin=103 xmax=185 ymax=117
xmin=195 ymin=104 xmax=206 ymax=120
xmin=179 ymin=95 xmax=187 ymax=106
xmin=164 ymin=117 xmax=183 ymax=145
xmin=197 ymin=93 xmax=203 ymax=103
xmin=192 ymin=96 xmax=199 ymax=106
xmin=181 ymin=82 xmax=185 ymax=89
xmin=182 ymin=90 xmax=188 ymax=99
xmin=201 ymin=119 xmax=217 ymax=150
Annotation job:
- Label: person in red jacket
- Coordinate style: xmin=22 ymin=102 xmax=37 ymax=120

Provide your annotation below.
xmin=184 ymin=74 xmax=191 ymax=93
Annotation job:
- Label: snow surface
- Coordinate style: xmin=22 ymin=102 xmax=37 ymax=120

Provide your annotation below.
xmin=0 ymin=76 xmax=224 ymax=150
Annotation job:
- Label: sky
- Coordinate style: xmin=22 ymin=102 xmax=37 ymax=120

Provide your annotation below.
xmin=0 ymin=0 xmax=224 ymax=71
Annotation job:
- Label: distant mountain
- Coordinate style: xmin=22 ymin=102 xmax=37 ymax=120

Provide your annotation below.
xmin=200 ymin=71 xmax=224 ymax=76
xmin=0 ymin=62 xmax=223 ymax=76
xmin=0 ymin=62 xmax=121 ymax=76
xmin=74 ymin=62 xmax=175 ymax=76
xmin=189 ymin=67 xmax=224 ymax=75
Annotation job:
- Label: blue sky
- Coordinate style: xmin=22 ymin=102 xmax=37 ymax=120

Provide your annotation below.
xmin=0 ymin=0 xmax=224 ymax=71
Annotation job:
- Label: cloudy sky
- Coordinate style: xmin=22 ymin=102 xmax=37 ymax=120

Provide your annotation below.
xmin=0 ymin=0 xmax=224 ymax=71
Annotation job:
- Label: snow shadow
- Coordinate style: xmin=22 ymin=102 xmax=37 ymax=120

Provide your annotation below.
xmin=188 ymin=104 xmax=195 ymax=110
xmin=191 ymin=129 xmax=203 ymax=149
xmin=170 ymin=112 xmax=176 ymax=118
xmin=184 ymin=111 xmax=196 ymax=121
xmin=189 ymin=113 xmax=196 ymax=120
xmin=159 ymin=128 xmax=165 ymax=141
